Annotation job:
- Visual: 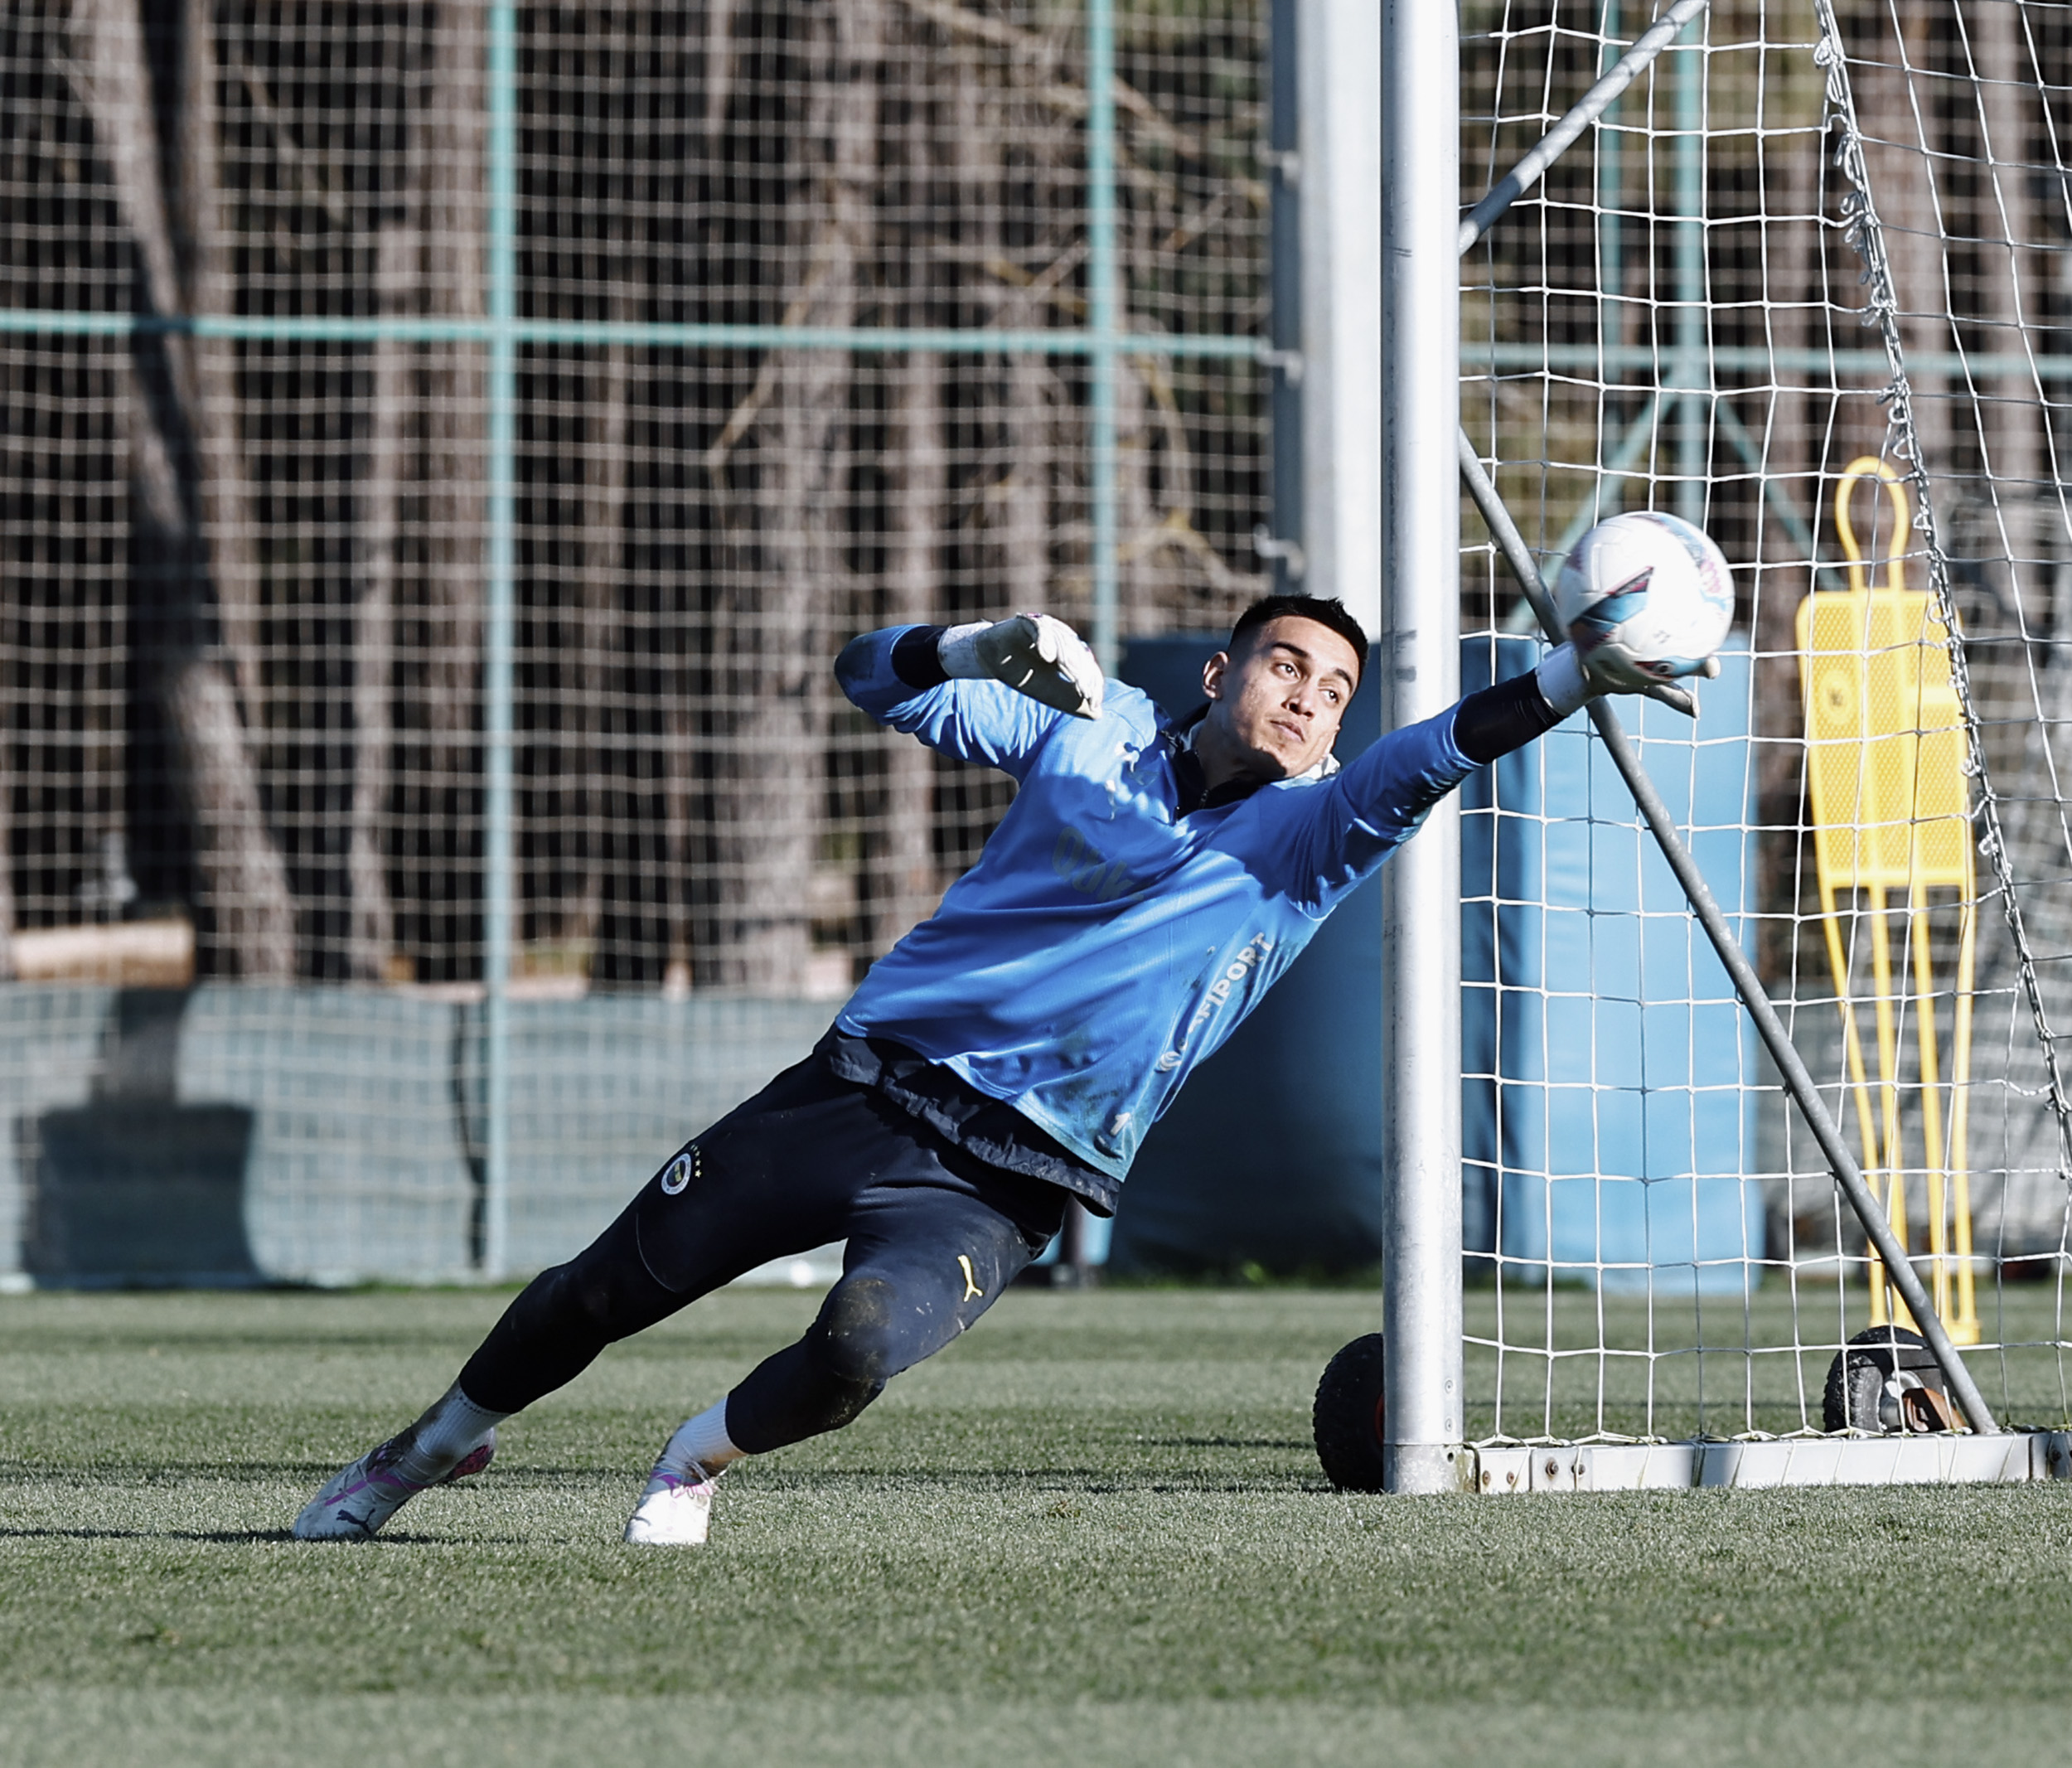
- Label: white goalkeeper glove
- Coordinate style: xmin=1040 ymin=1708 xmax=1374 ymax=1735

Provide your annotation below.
xmin=1536 ymin=639 xmax=1720 ymax=716
xmin=938 ymin=613 xmax=1106 ymax=720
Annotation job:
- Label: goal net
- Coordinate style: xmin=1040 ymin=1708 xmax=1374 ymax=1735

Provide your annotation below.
xmin=1462 ymin=0 xmax=2072 ymax=1452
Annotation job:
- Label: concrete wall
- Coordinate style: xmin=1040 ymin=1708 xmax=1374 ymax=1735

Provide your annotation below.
xmin=2 ymin=986 xmax=829 ymax=1287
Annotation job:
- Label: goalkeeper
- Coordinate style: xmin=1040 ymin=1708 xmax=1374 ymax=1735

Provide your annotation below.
xmin=295 ymin=595 xmax=1665 ymax=1545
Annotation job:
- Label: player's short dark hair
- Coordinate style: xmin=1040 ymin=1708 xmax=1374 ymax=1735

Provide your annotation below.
xmin=1227 ymin=594 xmax=1368 ymax=686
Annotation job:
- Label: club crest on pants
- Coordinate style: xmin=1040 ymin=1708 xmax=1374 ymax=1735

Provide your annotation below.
xmin=660 ymin=1148 xmax=698 ymax=1196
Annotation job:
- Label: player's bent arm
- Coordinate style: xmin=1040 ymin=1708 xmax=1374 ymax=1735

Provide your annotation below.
xmin=835 ymin=623 xmax=1076 ymax=778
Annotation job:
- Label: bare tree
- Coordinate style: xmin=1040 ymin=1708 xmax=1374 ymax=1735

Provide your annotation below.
xmin=1004 ymin=351 xmax=1054 ymax=611
xmin=565 ymin=331 xmax=633 ymax=959
xmin=1968 ymin=3 xmax=2044 ymax=601
xmin=65 ymin=0 xmax=296 ymax=978
xmin=878 ymin=346 xmax=945 ymax=955
xmin=713 ymin=0 xmax=882 ymax=991
xmin=0 ymin=588 xmax=13 ymax=979
xmin=656 ymin=0 xmax=748 ymax=999
xmin=173 ymin=0 xmax=264 ymax=719
xmin=864 ymin=20 xmax=948 ymax=957
xmin=1851 ymin=9 xmax=1956 ymax=480
xmin=947 ymin=54 xmax=1053 ymax=618
xmin=420 ymin=2 xmax=487 ymax=800
xmin=703 ymin=0 xmax=739 ymax=143
xmin=662 ymin=694 xmax=695 ymax=996
xmin=350 ymin=219 xmax=414 ymax=982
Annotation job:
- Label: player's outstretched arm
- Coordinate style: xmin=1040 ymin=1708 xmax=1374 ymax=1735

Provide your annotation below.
xmin=835 ymin=615 xmax=1107 ymax=777
xmin=1283 ymin=646 xmax=1689 ymax=908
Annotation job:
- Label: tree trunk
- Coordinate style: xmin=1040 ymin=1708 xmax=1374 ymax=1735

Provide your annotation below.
xmin=350 ymin=221 xmax=414 ymax=981
xmin=0 ymin=589 xmax=13 ymax=979
xmin=66 ymin=0 xmax=296 ymax=978
xmin=869 ymin=17 xmax=944 ymax=957
xmin=422 ymin=2 xmax=487 ymax=796
xmin=1853 ymin=10 xmax=1954 ymax=481
xmin=175 ymin=0 xmax=264 ymax=721
xmin=161 ymin=653 xmax=295 ymax=970
xmin=1752 ymin=47 xmax=1828 ymax=984
xmin=715 ymin=0 xmax=879 ymax=991
xmin=1968 ymin=3 xmax=2042 ymax=614
xmin=878 ymin=347 xmax=945 ymax=956
xmin=703 ymin=0 xmax=738 ymax=143
xmin=662 ymin=695 xmax=695 ymax=996
xmin=564 ymin=332 xmax=632 ymax=961
xmin=948 ymin=49 xmax=1054 ymax=619
xmin=1005 ymin=356 xmax=1052 ymax=615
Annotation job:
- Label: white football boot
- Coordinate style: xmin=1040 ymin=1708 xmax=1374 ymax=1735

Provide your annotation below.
xmin=293 ymin=1427 xmax=496 ymax=1541
xmin=623 ymin=1459 xmax=724 ymax=1546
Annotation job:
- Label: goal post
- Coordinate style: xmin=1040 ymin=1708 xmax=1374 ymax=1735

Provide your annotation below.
xmin=1380 ymin=0 xmax=1469 ymax=1494
xmin=1348 ymin=0 xmax=2072 ymax=1491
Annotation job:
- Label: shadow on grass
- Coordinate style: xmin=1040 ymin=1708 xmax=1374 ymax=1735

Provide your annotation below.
xmin=1149 ymin=1436 xmax=1309 ymax=1451
xmin=0 ymin=1523 xmax=566 ymax=1547
xmin=0 ymin=1525 xmax=295 ymax=1543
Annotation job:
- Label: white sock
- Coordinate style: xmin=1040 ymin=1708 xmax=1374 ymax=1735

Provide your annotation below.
xmin=651 ymin=1399 xmax=745 ymax=1484
xmin=395 ymin=1384 xmax=507 ymax=1484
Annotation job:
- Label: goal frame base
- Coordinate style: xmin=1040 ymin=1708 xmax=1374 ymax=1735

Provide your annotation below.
xmin=1472 ymin=1431 xmax=2072 ymax=1494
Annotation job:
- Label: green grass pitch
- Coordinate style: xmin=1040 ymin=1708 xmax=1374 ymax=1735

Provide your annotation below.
xmin=4 ymin=1285 xmax=2071 ymax=1766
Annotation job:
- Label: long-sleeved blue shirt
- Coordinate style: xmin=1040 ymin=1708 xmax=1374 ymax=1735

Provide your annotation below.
xmin=830 ymin=625 xmax=1480 ymax=1196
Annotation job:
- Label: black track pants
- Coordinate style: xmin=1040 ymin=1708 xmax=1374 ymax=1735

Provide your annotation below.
xmin=457 ymin=1053 xmax=1067 ymax=1451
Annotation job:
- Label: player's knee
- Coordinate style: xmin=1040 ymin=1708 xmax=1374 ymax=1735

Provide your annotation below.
xmin=810 ymin=1275 xmax=904 ymax=1387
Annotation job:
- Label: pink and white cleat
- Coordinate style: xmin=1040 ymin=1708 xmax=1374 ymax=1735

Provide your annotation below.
xmin=622 ymin=1461 xmax=723 ymax=1546
xmin=293 ymin=1428 xmax=496 ymax=1541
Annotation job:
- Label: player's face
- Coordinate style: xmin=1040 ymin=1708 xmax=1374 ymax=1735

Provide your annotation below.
xmin=1200 ymin=616 xmax=1362 ymax=782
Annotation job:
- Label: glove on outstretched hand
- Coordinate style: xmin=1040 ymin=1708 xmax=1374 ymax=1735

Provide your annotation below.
xmin=1536 ymin=638 xmax=1720 ymax=716
xmin=939 ymin=613 xmax=1106 ymax=720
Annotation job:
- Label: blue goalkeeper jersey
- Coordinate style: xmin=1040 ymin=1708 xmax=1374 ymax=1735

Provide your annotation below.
xmin=833 ymin=626 xmax=1476 ymax=1187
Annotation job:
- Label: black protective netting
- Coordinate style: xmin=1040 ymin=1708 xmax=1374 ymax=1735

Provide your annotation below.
xmin=0 ymin=2 xmax=1268 ymax=991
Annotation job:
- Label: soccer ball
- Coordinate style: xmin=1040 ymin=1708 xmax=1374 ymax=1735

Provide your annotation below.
xmin=1553 ymin=511 xmax=1735 ymax=688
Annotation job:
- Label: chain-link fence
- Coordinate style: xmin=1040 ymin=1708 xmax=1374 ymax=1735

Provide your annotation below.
xmin=0 ymin=2 xmax=1273 ymax=1281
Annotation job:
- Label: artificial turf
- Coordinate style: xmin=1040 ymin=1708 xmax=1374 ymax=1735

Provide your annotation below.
xmin=2 ymin=1285 xmax=2070 ymax=1766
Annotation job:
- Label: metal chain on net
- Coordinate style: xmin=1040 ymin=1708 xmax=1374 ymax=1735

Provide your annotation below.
xmin=1813 ymin=0 xmax=2072 ymax=1189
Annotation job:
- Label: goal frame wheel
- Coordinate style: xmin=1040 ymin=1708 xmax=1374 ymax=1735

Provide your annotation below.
xmin=1821 ymin=1325 xmax=1954 ymax=1434
xmin=1313 ymin=1333 xmax=1389 ymax=1491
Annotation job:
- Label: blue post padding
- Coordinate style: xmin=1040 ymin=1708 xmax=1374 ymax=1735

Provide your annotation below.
xmin=1461 ymin=635 xmax=1765 ymax=1296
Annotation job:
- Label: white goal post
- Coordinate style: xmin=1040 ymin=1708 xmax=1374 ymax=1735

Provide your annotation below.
xmin=1358 ymin=0 xmax=2072 ymax=1493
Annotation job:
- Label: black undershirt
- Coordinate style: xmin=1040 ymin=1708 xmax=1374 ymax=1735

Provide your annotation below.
xmin=890 ymin=624 xmax=954 ymax=690
xmin=1451 ymin=666 xmax=1566 ymax=765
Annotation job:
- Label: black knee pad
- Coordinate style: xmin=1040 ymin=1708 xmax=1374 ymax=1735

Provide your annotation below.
xmin=809 ymin=1275 xmax=903 ymax=1388
xmin=725 ymin=1334 xmax=885 ymax=1452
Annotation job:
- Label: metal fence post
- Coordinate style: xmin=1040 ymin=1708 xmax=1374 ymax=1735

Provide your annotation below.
xmin=1675 ymin=15 xmax=1709 ymax=529
xmin=1297 ymin=0 xmax=1382 ymax=633
xmin=480 ymin=2 xmax=518 ymax=1281
xmin=1266 ymin=0 xmax=1303 ymax=590
xmin=1379 ymin=0 xmax=1464 ymax=1494
xmin=1086 ymin=0 xmax=1120 ymax=677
